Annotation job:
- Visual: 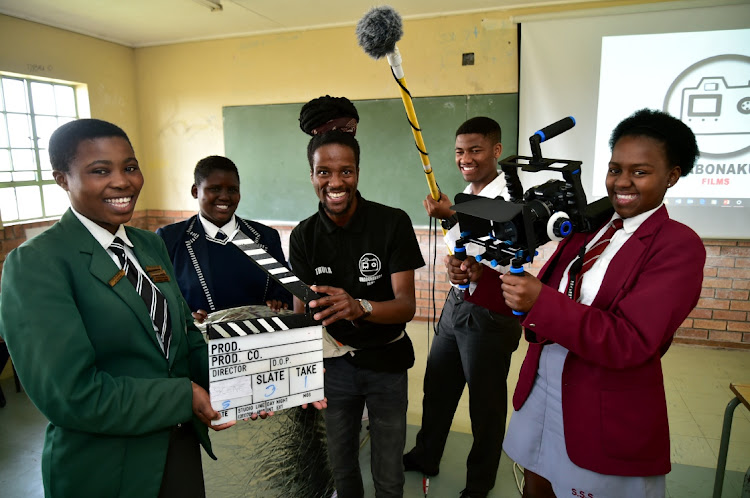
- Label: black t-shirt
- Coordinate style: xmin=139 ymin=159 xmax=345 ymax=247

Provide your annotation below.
xmin=289 ymin=193 xmax=425 ymax=371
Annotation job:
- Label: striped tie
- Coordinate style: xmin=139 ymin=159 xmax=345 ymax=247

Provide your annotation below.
xmin=573 ymin=218 xmax=624 ymax=302
xmin=110 ymin=237 xmax=172 ymax=358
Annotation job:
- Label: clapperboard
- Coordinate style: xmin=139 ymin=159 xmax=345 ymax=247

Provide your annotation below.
xmin=232 ymin=231 xmax=322 ymax=305
xmin=206 ymin=233 xmax=325 ymax=425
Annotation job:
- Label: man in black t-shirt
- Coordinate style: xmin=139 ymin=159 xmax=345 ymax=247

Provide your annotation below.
xmin=290 ymin=126 xmax=424 ymax=498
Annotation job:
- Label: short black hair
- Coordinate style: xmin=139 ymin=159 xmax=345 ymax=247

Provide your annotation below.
xmin=49 ymin=119 xmax=132 ymax=172
xmin=456 ymin=116 xmax=501 ymax=145
xmin=194 ymin=155 xmax=239 ymax=185
xmin=299 ymin=95 xmax=359 ymax=136
xmin=307 ymin=131 xmax=360 ymax=170
xmin=609 ymin=109 xmax=699 ymax=176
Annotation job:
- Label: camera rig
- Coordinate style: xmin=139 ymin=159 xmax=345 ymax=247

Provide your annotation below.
xmin=452 ymin=117 xmax=613 ymax=281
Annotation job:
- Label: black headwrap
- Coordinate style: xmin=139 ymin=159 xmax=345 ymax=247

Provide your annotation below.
xmin=299 ymin=96 xmax=359 ymax=136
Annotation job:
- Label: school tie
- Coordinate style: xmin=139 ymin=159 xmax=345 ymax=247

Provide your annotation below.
xmin=572 ymin=218 xmax=624 ymax=302
xmin=215 ymin=230 xmax=227 ymax=241
xmin=110 ymin=237 xmax=172 ymax=359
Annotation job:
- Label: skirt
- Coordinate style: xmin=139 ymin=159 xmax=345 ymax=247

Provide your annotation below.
xmin=503 ymin=343 xmax=665 ymax=498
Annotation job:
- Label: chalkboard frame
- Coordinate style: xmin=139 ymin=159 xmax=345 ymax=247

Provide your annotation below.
xmin=223 ymin=94 xmax=518 ymax=225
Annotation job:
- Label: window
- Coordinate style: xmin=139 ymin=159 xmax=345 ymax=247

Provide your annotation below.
xmin=0 ymin=74 xmax=84 ymax=225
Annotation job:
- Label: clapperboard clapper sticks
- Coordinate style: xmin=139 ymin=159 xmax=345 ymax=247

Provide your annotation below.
xmin=206 ymin=233 xmax=325 ymax=424
xmin=231 ymin=230 xmax=323 ymax=307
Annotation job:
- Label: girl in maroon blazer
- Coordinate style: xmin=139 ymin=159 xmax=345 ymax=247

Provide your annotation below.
xmin=457 ymin=109 xmax=705 ymax=498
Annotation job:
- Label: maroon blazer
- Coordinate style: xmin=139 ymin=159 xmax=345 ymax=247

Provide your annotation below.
xmin=466 ymin=206 xmax=705 ymax=476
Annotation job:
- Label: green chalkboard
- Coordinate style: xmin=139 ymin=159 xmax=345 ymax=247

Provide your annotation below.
xmin=223 ymin=94 xmax=518 ymax=224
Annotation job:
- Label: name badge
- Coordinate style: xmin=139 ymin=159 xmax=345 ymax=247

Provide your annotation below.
xmin=146 ymin=265 xmax=170 ymax=283
xmin=109 ymin=269 xmax=126 ymax=287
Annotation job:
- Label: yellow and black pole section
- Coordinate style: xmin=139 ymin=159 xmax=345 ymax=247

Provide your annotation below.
xmin=387 ymin=47 xmax=441 ymax=204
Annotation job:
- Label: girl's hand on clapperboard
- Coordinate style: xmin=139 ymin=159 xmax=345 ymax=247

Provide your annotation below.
xmin=302 ymin=397 xmax=328 ymax=411
xmin=245 ymin=410 xmax=275 ymax=420
xmin=266 ymin=300 xmax=289 ymax=313
xmin=192 ymin=309 xmax=208 ymax=323
xmin=191 ymin=381 xmax=236 ymax=431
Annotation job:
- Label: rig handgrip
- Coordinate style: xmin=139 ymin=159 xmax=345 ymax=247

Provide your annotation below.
xmin=509 ymin=260 xmax=526 ymax=316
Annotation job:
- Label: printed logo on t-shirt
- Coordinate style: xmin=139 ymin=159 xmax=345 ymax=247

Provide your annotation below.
xmin=358 ymin=253 xmax=382 ymax=285
xmin=315 ymin=266 xmax=333 ymax=276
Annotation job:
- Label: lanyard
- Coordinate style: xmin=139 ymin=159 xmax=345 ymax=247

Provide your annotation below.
xmin=565 ymin=245 xmax=586 ymax=301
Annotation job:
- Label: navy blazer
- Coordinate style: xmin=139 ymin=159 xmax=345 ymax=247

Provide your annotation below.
xmin=157 ymin=215 xmax=292 ymax=313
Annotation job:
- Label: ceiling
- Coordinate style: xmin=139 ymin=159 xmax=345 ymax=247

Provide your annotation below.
xmin=0 ymin=0 xmax=602 ymax=48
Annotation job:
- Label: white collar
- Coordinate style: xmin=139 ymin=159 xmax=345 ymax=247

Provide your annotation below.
xmin=198 ymin=213 xmax=237 ymax=238
xmin=70 ymin=207 xmax=133 ymax=250
xmin=616 ymin=202 xmax=663 ymax=235
xmin=462 ymin=171 xmax=506 ymax=198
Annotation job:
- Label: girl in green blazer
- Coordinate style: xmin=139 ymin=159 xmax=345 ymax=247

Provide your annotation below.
xmin=0 ymin=119 xmax=233 ymax=497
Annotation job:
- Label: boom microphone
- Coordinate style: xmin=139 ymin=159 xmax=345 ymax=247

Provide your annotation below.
xmin=355 ymin=5 xmax=441 ymax=207
xmin=533 ymin=116 xmax=576 ymax=143
xmin=356 ymin=6 xmax=403 ymax=59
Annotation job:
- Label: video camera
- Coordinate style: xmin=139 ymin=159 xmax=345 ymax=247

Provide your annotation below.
xmin=452 ymin=117 xmax=612 ymax=276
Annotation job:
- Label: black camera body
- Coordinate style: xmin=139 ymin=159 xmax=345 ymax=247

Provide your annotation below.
xmin=452 ymin=117 xmax=612 ymax=270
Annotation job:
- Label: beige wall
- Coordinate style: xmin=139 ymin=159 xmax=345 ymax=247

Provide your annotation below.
xmin=1 ymin=1 xmax=681 ymax=211
xmin=130 ymin=0 xmax=683 ymax=210
xmin=0 ymin=15 xmax=140 ymax=154
xmin=132 ymin=0 xmax=683 ymax=210
xmin=133 ymin=12 xmax=519 ymax=210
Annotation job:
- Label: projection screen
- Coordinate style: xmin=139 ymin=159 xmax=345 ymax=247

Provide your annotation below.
xmin=517 ymin=0 xmax=750 ymax=239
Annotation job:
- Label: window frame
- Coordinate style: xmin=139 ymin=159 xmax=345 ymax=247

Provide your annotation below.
xmin=0 ymin=73 xmax=83 ymax=226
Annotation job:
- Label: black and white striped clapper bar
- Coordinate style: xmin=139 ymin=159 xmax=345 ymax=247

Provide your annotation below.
xmin=207 ymin=312 xmax=318 ymax=340
xmin=231 ymin=231 xmax=322 ymax=305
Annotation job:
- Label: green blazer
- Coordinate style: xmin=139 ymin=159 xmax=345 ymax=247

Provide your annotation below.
xmin=0 ymin=210 xmax=215 ymax=497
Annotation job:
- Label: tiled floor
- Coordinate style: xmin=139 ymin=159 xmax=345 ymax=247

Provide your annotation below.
xmin=1 ymin=322 xmax=748 ymax=497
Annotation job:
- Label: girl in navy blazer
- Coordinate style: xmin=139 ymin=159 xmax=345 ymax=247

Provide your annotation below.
xmin=457 ymin=109 xmax=705 ymax=498
xmin=156 ymin=155 xmax=292 ymax=320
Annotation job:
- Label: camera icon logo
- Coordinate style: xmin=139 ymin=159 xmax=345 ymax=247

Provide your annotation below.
xmin=681 ymin=76 xmax=750 ymax=135
xmin=664 ymin=54 xmax=750 ymax=157
xmin=359 ymin=253 xmax=382 ymax=277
